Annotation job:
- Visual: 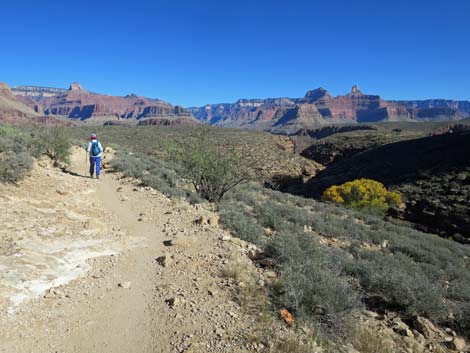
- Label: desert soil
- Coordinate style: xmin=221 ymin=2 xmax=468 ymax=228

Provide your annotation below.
xmin=0 ymin=147 xmax=257 ymax=353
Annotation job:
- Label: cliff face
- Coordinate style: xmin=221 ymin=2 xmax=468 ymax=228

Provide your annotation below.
xmin=397 ymin=99 xmax=470 ymax=118
xmin=189 ymin=86 xmax=469 ymax=133
xmin=15 ymin=83 xmax=197 ymax=124
xmin=189 ymin=86 xmax=414 ymax=133
xmin=0 ymin=82 xmax=39 ymax=119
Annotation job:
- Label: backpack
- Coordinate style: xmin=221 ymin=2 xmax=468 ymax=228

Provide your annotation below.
xmin=91 ymin=141 xmax=101 ymax=157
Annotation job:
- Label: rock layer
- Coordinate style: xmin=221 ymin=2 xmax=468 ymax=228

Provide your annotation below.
xmin=13 ymin=83 xmax=197 ymax=125
xmin=189 ymin=85 xmax=469 ymax=133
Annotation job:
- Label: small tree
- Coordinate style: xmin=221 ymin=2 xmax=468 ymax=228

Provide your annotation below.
xmin=171 ymin=127 xmax=257 ymax=203
xmin=32 ymin=127 xmax=71 ymax=165
xmin=322 ymin=178 xmax=403 ymax=213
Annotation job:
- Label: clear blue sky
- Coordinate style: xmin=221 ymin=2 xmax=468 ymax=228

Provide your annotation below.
xmin=1 ymin=0 xmax=469 ymax=106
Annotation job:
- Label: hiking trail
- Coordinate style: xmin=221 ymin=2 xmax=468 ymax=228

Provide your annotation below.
xmin=0 ymin=147 xmax=256 ymax=353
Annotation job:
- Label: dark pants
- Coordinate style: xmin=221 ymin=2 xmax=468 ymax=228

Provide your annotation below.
xmin=89 ymin=156 xmax=101 ymax=176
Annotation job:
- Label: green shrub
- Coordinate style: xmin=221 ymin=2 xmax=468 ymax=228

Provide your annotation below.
xmin=0 ymin=151 xmax=33 ymax=183
xmin=347 ymin=251 xmax=446 ymax=320
xmin=0 ymin=126 xmax=34 ymax=183
xmin=267 ymin=232 xmax=361 ymax=332
xmin=171 ymin=127 xmax=256 ymax=202
xmin=32 ymin=127 xmax=71 ymax=165
xmin=219 ymin=181 xmax=470 ymax=338
xmin=219 ymin=206 xmax=263 ymax=244
xmin=110 ymin=151 xmax=186 ymax=199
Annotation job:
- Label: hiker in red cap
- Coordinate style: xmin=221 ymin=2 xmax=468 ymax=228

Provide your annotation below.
xmin=86 ymin=133 xmax=103 ymax=179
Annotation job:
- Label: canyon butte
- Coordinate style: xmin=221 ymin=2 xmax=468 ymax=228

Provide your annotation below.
xmin=11 ymin=82 xmax=198 ymax=126
xmin=3 ymin=82 xmax=470 ymax=132
xmin=189 ymin=85 xmax=470 ymax=133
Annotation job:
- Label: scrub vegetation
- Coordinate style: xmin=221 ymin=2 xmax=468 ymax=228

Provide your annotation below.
xmin=0 ymin=125 xmax=71 ymax=183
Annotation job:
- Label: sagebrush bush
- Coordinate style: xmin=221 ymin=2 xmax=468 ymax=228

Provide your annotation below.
xmin=0 ymin=126 xmax=34 ymax=182
xmin=322 ymin=178 xmax=402 ymax=213
xmin=32 ymin=127 xmax=71 ymax=165
xmin=219 ymin=206 xmax=263 ymax=244
xmin=266 ymin=232 xmax=361 ymax=332
xmin=0 ymin=151 xmax=33 ymax=183
xmin=110 ymin=152 xmax=186 ymax=199
xmin=218 ymin=183 xmax=470 ymax=338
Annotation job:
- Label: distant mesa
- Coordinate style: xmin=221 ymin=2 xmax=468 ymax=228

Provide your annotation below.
xmin=69 ymin=82 xmax=84 ymax=91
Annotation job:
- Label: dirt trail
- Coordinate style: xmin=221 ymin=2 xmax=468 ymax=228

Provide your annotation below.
xmin=0 ymin=147 xmax=256 ymax=353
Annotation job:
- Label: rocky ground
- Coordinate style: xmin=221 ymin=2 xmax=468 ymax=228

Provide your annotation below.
xmin=0 ymin=147 xmax=262 ymax=353
xmin=0 ymin=147 xmax=468 ymax=353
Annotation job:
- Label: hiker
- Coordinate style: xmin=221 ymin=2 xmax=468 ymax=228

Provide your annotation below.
xmin=86 ymin=133 xmax=104 ymax=179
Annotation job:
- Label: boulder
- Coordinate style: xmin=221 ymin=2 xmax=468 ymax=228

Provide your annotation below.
xmin=447 ymin=337 xmax=466 ymax=351
xmin=412 ymin=316 xmax=442 ymax=339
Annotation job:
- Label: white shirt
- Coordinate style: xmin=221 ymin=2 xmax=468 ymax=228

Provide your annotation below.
xmin=87 ymin=140 xmax=104 ymax=158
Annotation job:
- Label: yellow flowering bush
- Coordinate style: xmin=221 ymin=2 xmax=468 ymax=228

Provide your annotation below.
xmin=322 ymin=178 xmax=402 ymax=212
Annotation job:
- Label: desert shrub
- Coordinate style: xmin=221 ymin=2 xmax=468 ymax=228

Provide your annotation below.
xmin=219 ymin=180 xmax=470 ymax=338
xmin=347 ymin=251 xmax=446 ymax=320
xmin=455 ymin=303 xmax=470 ymax=333
xmin=219 ymin=206 xmax=263 ymax=244
xmin=0 ymin=126 xmax=34 ymax=182
xmin=267 ymin=232 xmax=361 ymax=332
xmin=110 ymin=151 xmax=186 ymax=199
xmin=31 ymin=127 xmax=71 ymax=165
xmin=0 ymin=151 xmax=33 ymax=183
xmin=186 ymin=191 xmax=205 ymax=205
xmin=347 ymin=326 xmax=394 ymax=353
xmin=170 ymin=127 xmax=257 ymax=202
xmin=322 ymin=178 xmax=402 ymax=214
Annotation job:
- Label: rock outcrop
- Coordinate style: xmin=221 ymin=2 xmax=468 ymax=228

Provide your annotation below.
xmin=0 ymin=82 xmax=39 ymax=119
xmin=14 ymin=83 xmax=196 ymax=124
xmin=69 ymin=82 xmax=84 ymax=91
xmin=189 ymin=85 xmax=469 ymax=133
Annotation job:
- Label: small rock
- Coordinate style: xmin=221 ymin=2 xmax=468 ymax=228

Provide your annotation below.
xmin=43 ymin=289 xmax=56 ymax=298
xmin=392 ymin=318 xmax=414 ymax=337
xmin=208 ymin=288 xmax=218 ymax=297
xmin=208 ymin=216 xmax=219 ymax=226
xmin=165 ymin=297 xmax=180 ymax=307
xmin=118 ymin=281 xmax=131 ymax=289
xmin=364 ymin=310 xmax=379 ymax=318
xmin=156 ymin=255 xmax=173 ymax=267
xmin=264 ymin=271 xmax=277 ymax=279
xmin=447 ymin=337 xmax=466 ymax=351
xmin=412 ymin=316 xmax=441 ymax=339
xmin=194 ymin=216 xmax=209 ymax=226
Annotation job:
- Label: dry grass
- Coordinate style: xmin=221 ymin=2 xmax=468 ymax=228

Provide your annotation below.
xmin=348 ymin=326 xmax=395 ymax=353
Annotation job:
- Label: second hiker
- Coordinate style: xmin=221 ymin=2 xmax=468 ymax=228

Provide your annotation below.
xmin=86 ymin=133 xmax=104 ymax=179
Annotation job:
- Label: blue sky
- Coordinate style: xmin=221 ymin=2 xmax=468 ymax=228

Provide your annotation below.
xmin=1 ymin=0 xmax=469 ymax=106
